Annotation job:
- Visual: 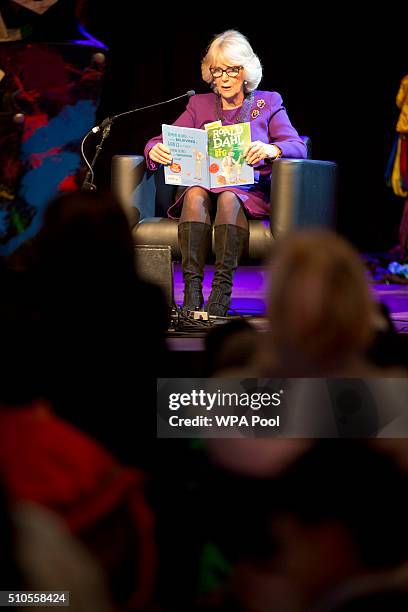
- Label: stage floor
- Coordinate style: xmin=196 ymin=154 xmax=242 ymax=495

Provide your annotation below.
xmin=169 ymin=263 xmax=408 ymax=351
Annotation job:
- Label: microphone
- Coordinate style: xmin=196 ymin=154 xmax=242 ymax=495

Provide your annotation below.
xmin=81 ymin=89 xmax=195 ymax=191
xmin=91 ymin=89 xmax=196 ymax=133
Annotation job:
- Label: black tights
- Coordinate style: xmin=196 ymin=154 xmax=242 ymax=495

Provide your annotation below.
xmin=178 ymin=187 xmax=248 ymax=230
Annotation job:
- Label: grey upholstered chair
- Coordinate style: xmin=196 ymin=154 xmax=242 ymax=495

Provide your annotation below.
xmin=111 ymin=139 xmax=337 ymax=262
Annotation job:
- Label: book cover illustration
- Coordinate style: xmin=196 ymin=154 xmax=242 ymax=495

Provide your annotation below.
xmin=162 ymin=125 xmax=208 ymax=187
xmin=207 ymin=123 xmax=254 ymax=188
xmin=162 ymin=122 xmax=254 ymax=188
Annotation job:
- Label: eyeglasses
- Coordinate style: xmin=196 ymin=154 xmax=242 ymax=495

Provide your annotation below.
xmin=210 ymin=66 xmax=243 ymax=78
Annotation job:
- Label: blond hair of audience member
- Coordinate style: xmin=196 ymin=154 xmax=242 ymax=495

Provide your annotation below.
xmin=264 ymin=229 xmax=376 ymax=375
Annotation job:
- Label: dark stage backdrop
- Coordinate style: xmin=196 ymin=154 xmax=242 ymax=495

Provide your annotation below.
xmin=80 ymin=13 xmax=406 ymax=251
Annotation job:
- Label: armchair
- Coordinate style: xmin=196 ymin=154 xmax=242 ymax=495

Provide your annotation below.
xmin=111 ymin=142 xmax=337 ymax=310
xmin=112 ymin=139 xmax=336 ymax=259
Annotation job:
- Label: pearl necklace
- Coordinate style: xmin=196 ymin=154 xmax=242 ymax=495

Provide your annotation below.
xmin=215 ymin=91 xmax=255 ymax=124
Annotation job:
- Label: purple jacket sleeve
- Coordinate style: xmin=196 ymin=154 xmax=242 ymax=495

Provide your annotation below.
xmin=144 ymin=98 xmax=197 ymax=171
xmin=268 ymin=92 xmax=307 ymax=159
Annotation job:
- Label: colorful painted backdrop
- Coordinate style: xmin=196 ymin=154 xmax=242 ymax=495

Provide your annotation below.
xmin=0 ymin=40 xmax=106 ymax=254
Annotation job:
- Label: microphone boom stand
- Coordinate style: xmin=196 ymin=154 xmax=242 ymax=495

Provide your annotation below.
xmin=81 ymin=121 xmax=112 ymax=191
xmin=81 ymin=90 xmax=195 ymax=192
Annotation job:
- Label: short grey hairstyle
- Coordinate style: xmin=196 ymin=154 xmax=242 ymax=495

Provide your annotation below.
xmin=201 ymin=30 xmax=263 ymax=93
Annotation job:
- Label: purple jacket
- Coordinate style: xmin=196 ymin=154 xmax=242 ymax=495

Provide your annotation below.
xmin=144 ymin=91 xmax=307 ymax=218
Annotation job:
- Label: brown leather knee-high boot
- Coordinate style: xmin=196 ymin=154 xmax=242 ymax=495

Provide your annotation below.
xmin=206 ymin=224 xmax=248 ymax=316
xmin=178 ymin=221 xmax=212 ymax=310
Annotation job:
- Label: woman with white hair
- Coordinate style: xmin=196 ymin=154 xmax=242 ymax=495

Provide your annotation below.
xmin=145 ymin=30 xmax=306 ymax=316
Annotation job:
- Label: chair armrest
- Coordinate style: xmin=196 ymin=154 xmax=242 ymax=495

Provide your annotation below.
xmin=111 ymin=155 xmax=156 ymax=227
xmin=132 ymin=218 xmax=180 ymax=258
xmin=270 ymin=159 xmax=337 ymax=238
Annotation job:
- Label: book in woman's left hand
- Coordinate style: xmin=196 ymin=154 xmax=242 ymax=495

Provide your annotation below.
xmin=162 ymin=123 xmax=254 ymax=188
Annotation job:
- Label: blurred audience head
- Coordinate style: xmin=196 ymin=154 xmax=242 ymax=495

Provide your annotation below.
xmin=260 ymin=441 xmax=408 ymax=609
xmin=16 ymin=189 xmax=169 ymax=466
xmin=34 ymin=190 xmax=136 ymax=295
xmin=204 ymin=319 xmax=257 ymax=375
xmin=266 ymin=229 xmax=376 ymax=373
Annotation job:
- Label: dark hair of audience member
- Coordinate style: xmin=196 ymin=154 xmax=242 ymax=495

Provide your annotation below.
xmin=203 ymin=319 xmax=257 ymax=375
xmin=262 ymin=441 xmax=408 ymax=570
xmin=23 ymin=190 xmax=168 ymax=466
xmin=366 ymin=302 xmax=408 ymax=369
xmin=38 ymin=190 xmax=133 ymax=282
